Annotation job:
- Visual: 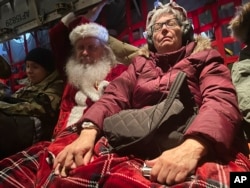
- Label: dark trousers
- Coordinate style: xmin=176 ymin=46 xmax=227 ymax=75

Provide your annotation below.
xmin=0 ymin=112 xmax=34 ymax=159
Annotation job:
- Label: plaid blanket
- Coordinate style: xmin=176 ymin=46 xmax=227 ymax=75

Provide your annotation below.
xmin=1 ymin=131 xmax=250 ymax=188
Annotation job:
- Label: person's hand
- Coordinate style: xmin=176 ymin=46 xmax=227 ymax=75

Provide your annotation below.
xmin=145 ymin=138 xmax=207 ymax=185
xmin=82 ymin=0 xmax=108 ymax=22
xmin=53 ymin=128 xmax=98 ymax=177
xmin=61 ymin=12 xmax=76 ymax=27
xmin=60 ymin=0 xmax=114 ymax=27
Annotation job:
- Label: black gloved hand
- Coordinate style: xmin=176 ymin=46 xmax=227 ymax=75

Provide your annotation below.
xmin=34 ymin=93 xmax=55 ymax=117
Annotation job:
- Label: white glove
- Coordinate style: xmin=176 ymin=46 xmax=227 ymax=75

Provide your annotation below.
xmin=61 ymin=12 xmax=76 ymax=27
xmin=98 ymin=80 xmax=109 ymax=95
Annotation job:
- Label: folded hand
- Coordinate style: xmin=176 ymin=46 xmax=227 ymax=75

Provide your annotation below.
xmin=53 ymin=129 xmax=98 ymax=177
xmin=145 ymin=138 xmax=207 ymax=185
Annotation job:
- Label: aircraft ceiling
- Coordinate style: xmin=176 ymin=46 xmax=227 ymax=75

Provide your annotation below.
xmin=0 ymin=0 xmax=248 ymax=43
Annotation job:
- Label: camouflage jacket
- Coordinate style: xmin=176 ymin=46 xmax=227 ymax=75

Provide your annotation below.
xmin=0 ymin=70 xmax=64 ymax=118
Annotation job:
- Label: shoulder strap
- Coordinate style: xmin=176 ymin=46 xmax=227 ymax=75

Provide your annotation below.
xmin=156 ymin=71 xmax=187 ymax=127
xmin=164 ymin=71 xmax=186 ymax=106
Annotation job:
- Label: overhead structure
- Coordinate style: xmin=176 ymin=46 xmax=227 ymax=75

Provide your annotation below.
xmin=0 ymin=0 xmax=102 ymax=43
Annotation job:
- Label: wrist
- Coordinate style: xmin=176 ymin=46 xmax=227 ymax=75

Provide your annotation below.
xmin=80 ymin=128 xmax=99 ymax=137
xmin=183 ymin=138 xmax=207 ymax=158
xmin=81 ymin=122 xmax=100 ymax=135
xmin=79 ymin=127 xmax=98 ymax=144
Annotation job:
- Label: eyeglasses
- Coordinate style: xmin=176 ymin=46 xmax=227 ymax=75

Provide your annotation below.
xmin=151 ymin=18 xmax=180 ymax=33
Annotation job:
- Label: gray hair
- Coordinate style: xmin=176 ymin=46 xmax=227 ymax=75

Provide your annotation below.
xmin=102 ymin=42 xmax=117 ymax=67
xmin=145 ymin=1 xmax=189 ymax=39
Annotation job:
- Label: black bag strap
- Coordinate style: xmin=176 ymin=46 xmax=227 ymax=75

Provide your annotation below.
xmin=154 ymin=71 xmax=187 ymax=128
xmin=164 ymin=71 xmax=186 ymax=107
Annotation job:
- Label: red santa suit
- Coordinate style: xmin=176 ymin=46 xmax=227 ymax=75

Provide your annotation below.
xmin=48 ymin=63 xmax=127 ymax=158
xmin=48 ymin=22 xmax=128 ymax=157
xmin=53 ymin=63 xmax=127 ymax=136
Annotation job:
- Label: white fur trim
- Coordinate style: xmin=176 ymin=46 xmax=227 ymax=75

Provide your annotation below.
xmin=67 ymin=106 xmax=87 ymax=127
xmin=75 ymin=91 xmax=87 ymax=106
xmin=98 ymin=80 xmax=110 ymax=95
xmin=82 ymin=87 xmax=100 ymax=102
xmin=80 ymin=80 xmax=110 ymax=102
xmin=66 ymin=80 xmax=110 ymax=127
xmin=67 ymin=91 xmax=87 ymax=127
xmin=61 ymin=12 xmax=75 ymax=27
xmin=69 ymin=22 xmax=109 ymax=45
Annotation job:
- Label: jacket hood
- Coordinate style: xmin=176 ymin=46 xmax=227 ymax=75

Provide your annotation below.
xmin=137 ymin=35 xmax=212 ymax=58
xmin=191 ymin=35 xmax=212 ymax=54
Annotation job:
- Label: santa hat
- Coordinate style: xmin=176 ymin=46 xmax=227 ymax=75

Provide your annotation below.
xmin=69 ymin=22 xmax=109 ymax=45
xmin=228 ymin=2 xmax=250 ymax=45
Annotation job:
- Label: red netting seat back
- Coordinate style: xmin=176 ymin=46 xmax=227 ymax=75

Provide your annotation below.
xmin=187 ymin=0 xmax=242 ymax=67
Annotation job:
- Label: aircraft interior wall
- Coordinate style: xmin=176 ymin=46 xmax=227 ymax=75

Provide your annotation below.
xmin=0 ymin=0 xmax=248 ymax=92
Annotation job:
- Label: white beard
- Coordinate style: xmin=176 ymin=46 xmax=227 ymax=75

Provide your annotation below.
xmin=65 ymin=56 xmax=112 ymax=126
xmin=66 ymin=56 xmax=112 ymax=101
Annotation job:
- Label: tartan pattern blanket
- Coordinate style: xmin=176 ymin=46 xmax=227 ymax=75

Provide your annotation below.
xmin=0 ymin=129 xmax=250 ymax=188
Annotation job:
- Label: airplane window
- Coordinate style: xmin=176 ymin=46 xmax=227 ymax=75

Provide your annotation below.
xmin=13 ymin=33 xmax=31 ymax=44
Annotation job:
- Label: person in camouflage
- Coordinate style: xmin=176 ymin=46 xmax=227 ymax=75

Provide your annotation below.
xmin=0 ymin=47 xmax=64 ymax=159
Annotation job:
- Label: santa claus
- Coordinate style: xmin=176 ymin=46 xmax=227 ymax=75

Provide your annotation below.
xmin=53 ymin=22 xmax=128 ymax=136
